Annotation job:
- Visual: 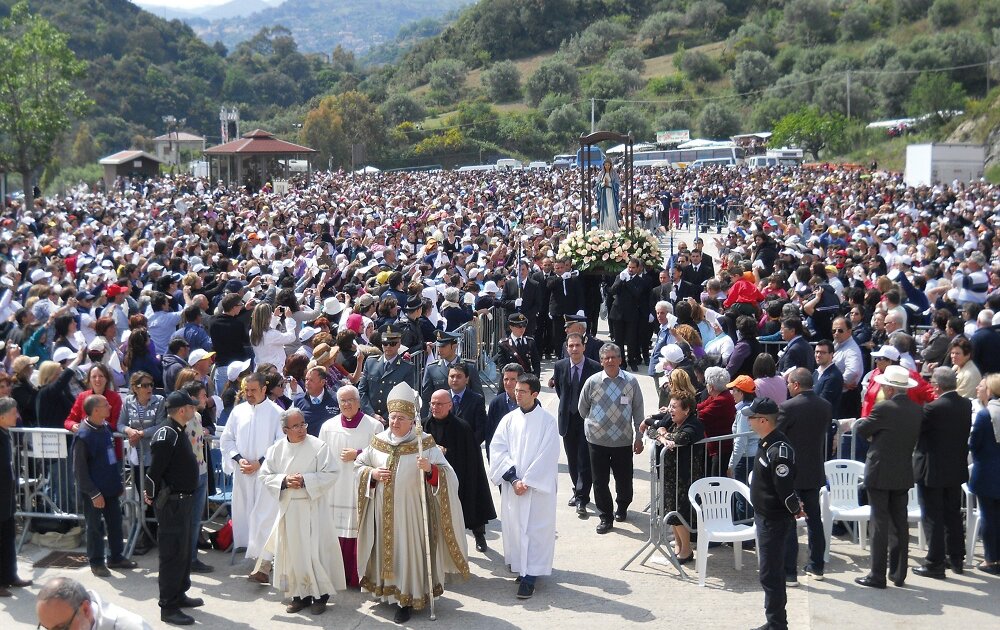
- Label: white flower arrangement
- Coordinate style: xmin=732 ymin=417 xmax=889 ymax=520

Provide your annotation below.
xmin=557 ymin=228 xmax=663 ymax=273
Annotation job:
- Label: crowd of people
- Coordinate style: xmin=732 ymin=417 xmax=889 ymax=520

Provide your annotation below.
xmin=1 ymin=162 xmax=1000 ymax=628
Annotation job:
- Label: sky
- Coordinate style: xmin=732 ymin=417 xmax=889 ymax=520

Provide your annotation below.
xmin=134 ymin=0 xmax=278 ymax=9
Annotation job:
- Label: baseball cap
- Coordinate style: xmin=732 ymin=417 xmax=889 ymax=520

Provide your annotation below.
xmin=726 ymin=375 xmax=756 ymax=394
xmin=740 ymin=396 xmax=780 ymax=417
xmin=871 ymin=345 xmax=900 ymax=362
xmin=164 ymin=390 xmax=197 ymax=411
xmin=188 ymin=349 xmax=216 ymax=365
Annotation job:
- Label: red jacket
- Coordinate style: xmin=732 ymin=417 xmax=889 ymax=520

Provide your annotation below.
xmin=724 ymin=278 xmax=765 ymax=308
xmin=860 ymin=367 xmax=936 ymax=418
xmin=697 ymin=391 xmax=736 ymax=458
xmin=65 ymin=388 xmax=124 ymax=461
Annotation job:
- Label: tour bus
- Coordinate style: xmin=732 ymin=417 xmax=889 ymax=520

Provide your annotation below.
xmin=632 ymin=145 xmax=745 ymax=169
xmin=574 ymin=146 xmax=606 ymax=169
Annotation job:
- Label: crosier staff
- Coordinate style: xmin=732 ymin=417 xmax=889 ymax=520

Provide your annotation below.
xmin=414 ymin=417 xmax=437 ymax=621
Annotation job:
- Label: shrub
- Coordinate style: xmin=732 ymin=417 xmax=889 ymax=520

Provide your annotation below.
xmin=678 ymin=50 xmax=722 ymax=82
xmin=697 ymin=102 xmax=740 ymax=138
xmin=525 ymin=59 xmax=580 ymax=105
xmin=928 ymin=0 xmax=961 ymax=28
xmin=481 ymin=60 xmax=521 ymax=102
xmin=731 ymin=51 xmax=777 ymax=95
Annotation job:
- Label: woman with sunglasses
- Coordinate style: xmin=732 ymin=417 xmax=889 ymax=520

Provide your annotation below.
xmin=121 ymin=371 xmax=165 ymax=554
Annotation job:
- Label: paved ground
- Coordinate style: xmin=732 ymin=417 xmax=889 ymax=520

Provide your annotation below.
xmin=5 ymin=227 xmax=1000 ymax=628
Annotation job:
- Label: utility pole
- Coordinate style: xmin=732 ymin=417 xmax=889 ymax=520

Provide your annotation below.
xmin=988 ymin=48 xmax=992 ymax=95
xmin=846 ymin=70 xmax=851 ymax=120
xmin=591 ymin=98 xmax=595 ymax=133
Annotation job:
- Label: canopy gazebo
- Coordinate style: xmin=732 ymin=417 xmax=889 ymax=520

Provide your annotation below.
xmin=204 ymin=129 xmax=317 ymax=189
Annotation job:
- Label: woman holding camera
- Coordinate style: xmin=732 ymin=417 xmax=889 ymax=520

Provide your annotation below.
xmin=250 ymin=303 xmax=296 ymax=371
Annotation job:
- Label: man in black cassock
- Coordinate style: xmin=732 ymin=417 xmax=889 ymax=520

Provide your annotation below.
xmin=425 ymin=389 xmax=497 ymax=554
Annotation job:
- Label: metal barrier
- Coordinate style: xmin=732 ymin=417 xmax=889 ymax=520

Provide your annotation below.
xmin=11 ymin=427 xmax=232 ymax=558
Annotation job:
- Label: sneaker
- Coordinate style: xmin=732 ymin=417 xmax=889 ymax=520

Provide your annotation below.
xmin=803 ymin=564 xmax=824 ymax=580
xmin=785 ymin=575 xmax=799 ymax=587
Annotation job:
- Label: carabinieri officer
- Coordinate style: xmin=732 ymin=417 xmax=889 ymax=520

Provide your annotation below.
xmin=746 ymin=397 xmax=802 ymax=630
xmin=145 ymin=391 xmax=202 ymax=626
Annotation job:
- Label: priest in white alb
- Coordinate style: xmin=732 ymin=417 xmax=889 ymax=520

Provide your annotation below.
xmin=257 ymin=407 xmax=344 ymax=615
xmin=318 ymin=384 xmax=382 ymax=588
xmin=218 ymin=372 xmax=284 ymax=579
xmin=355 ymin=382 xmax=470 ymax=625
xmin=488 ymin=373 xmax=561 ymax=600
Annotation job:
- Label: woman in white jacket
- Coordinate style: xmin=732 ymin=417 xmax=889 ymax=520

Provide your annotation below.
xmin=250 ymin=303 xmax=296 ymax=370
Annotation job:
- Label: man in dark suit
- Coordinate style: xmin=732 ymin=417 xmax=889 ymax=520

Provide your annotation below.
xmin=812 ymin=339 xmax=843 ymax=417
xmin=448 ymin=363 xmax=489 ymax=447
xmin=560 ymin=315 xmax=602 ymax=363
xmin=291 ymin=365 xmax=340 ymax=436
xmin=499 ymin=260 xmax=542 ymax=336
xmin=420 ymin=330 xmax=483 ymax=416
xmin=970 ymin=311 xmax=1000 ymax=375
xmin=912 ymin=367 xmax=972 ymax=578
xmin=550 ymin=332 xmax=602 ymax=516
xmin=492 ymin=313 xmax=541 ymax=377
xmin=485 ymin=363 xmax=523 ymax=459
xmin=777 ymin=317 xmax=814 ymax=374
xmin=777 ymin=368 xmax=833 ymax=581
xmin=853 ymin=365 xmax=923 ymax=588
xmin=532 ymin=257 xmax=556 ymax=359
xmin=607 ymin=257 xmax=651 ymax=371
xmin=358 ymin=326 xmax=415 ymax=424
xmin=681 ymin=249 xmax=713 ymax=294
xmin=0 ymin=398 xmax=32 ymax=596
xmin=547 ymin=258 xmax=585 ymax=358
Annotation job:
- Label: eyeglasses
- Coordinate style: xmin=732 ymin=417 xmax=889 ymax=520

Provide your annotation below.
xmin=383 ymin=341 xmax=400 ymax=347
xmin=136 ymin=382 xmax=153 ymax=388
xmin=38 ymin=603 xmax=82 ymax=630
xmin=285 ymin=423 xmax=306 ymax=431
xmin=831 ymin=328 xmax=846 ymax=333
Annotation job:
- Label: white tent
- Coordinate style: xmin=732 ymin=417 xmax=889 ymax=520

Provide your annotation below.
xmin=354 ymin=166 xmax=381 ymax=173
xmin=676 ymin=138 xmax=735 ymax=149
xmin=605 ymin=142 xmax=657 ymax=155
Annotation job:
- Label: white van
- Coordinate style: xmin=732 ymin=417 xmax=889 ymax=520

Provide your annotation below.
xmin=746 ymin=156 xmax=780 ymax=169
xmin=496 ymin=158 xmax=523 ymax=170
xmin=690 ymin=157 xmax=736 ymax=169
xmin=456 ymin=164 xmax=496 ymax=172
xmin=528 ymin=161 xmax=548 ymax=169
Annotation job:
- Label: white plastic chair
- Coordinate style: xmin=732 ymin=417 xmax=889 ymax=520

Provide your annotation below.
xmin=822 ymin=459 xmax=871 ymax=562
xmin=906 ymin=486 xmax=925 ymax=551
xmin=688 ymin=477 xmax=757 ymax=587
xmin=963 ymin=464 xmax=980 ymax=566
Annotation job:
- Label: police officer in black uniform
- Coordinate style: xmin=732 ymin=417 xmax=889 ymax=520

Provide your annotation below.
xmin=492 ymin=313 xmax=541 ymax=377
xmin=145 ymin=391 xmax=202 ymax=626
xmin=746 ymin=397 xmax=802 ymax=630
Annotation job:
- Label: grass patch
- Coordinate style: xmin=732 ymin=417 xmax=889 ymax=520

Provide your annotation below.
xmin=986 ymin=163 xmax=1000 ymax=184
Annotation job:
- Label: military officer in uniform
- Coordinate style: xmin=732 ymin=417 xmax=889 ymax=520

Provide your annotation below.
xmin=492 ymin=313 xmax=541 ymax=377
xmin=560 ymin=315 xmax=603 ymax=363
xmin=358 ymin=326 xmax=415 ymax=425
xmin=747 ymin=397 xmax=802 ymax=630
xmin=145 ymin=391 xmax=203 ymax=626
xmin=421 ymin=330 xmax=484 ymax=416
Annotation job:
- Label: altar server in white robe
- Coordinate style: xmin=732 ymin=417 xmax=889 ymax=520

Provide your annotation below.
xmin=355 ymin=382 xmax=470 ymax=625
xmin=318 ymin=384 xmax=382 ymax=588
xmin=488 ymin=373 xmax=561 ymax=600
xmin=218 ymin=372 xmax=284 ymax=574
xmin=257 ymin=408 xmax=344 ymax=615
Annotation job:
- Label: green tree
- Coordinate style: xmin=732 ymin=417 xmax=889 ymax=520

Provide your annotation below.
xmin=598 ymin=105 xmax=652 ymax=140
xmin=481 ymin=60 xmax=521 ymax=102
xmin=427 ymin=58 xmax=467 ymax=104
xmin=782 ymin=0 xmax=836 ymax=46
xmin=686 ymin=1 xmax=728 ymax=38
xmin=525 ymin=59 xmax=580 ymax=106
xmin=906 ymin=72 xmax=966 ymax=124
xmin=450 ymin=101 xmax=501 ymax=145
xmin=301 ymin=96 xmax=347 ymax=167
xmin=731 ymin=51 xmax=777 ymax=95
xmin=697 ymin=103 xmax=740 ymax=139
xmin=678 ymin=50 xmax=722 ymax=82
xmin=769 ymin=106 xmax=847 ymax=160
xmin=547 ymin=103 xmax=586 ymax=138
xmin=0 ymin=2 xmax=91 ymax=211
xmin=70 ymin=123 xmax=98 ymax=166
xmin=928 ymin=0 xmax=962 ymax=28
xmin=378 ymin=94 xmax=426 ymax=127
xmin=330 ymin=91 xmax=386 ymax=155
xmin=607 ymin=47 xmax=646 ymax=74
xmin=638 ymin=11 xmax=684 ymax=53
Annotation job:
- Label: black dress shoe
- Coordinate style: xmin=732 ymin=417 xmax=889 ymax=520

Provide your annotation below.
xmin=676 ymin=553 xmax=694 ymax=565
xmin=576 ymin=503 xmax=588 ymax=517
xmin=516 ymin=581 xmax=535 ymax=599
xmin=0 ymin=587 xmax=11 ymax=598
xmin=567 ymin=496 xmax=577 ymax=507
xmin=190 ymin=559 xmax=215 ymax=573
xmin=913 ymin=566 xmax=946 ymax=579
xmin=949 ymin=560 xmax=965 ymax=574
xmin=4 ymin=578 xmax=32 ymax=588
xmin=614 ymin=511 xmax=627 ymax=522
xmin=474 ymin=533 xmax=488 ymax=553
xmin=177 ymin=596 xmax=204 ymax=608
xmin=107 ymin=558 xmax=137 ymax=570
xmin=286 ymin=598 xmax=310 ymax=613
xmin=394 ymin=605 xmax=412 ymax=624
xmin=596 ymin=519 xmax=613 ymax=534
xmin=854 ymin=575 xmax=887 ymax=589
xmin=161 ymin=609 xmax=195 ymax=625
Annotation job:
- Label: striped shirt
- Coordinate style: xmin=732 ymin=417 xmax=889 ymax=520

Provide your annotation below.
xmin=578 ymin=369 xmax=644 ymax=448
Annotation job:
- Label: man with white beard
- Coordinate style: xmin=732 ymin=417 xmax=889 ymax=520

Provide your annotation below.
xmin=257 ymin=408 xmax=343 ymax=615
xmin=488 ymin=374 xmax=560 ymax=600
xmin=318 ymin=384 xmax=383 ymax=588
xmin=218 ymin=372 xmax=283 ymax=581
